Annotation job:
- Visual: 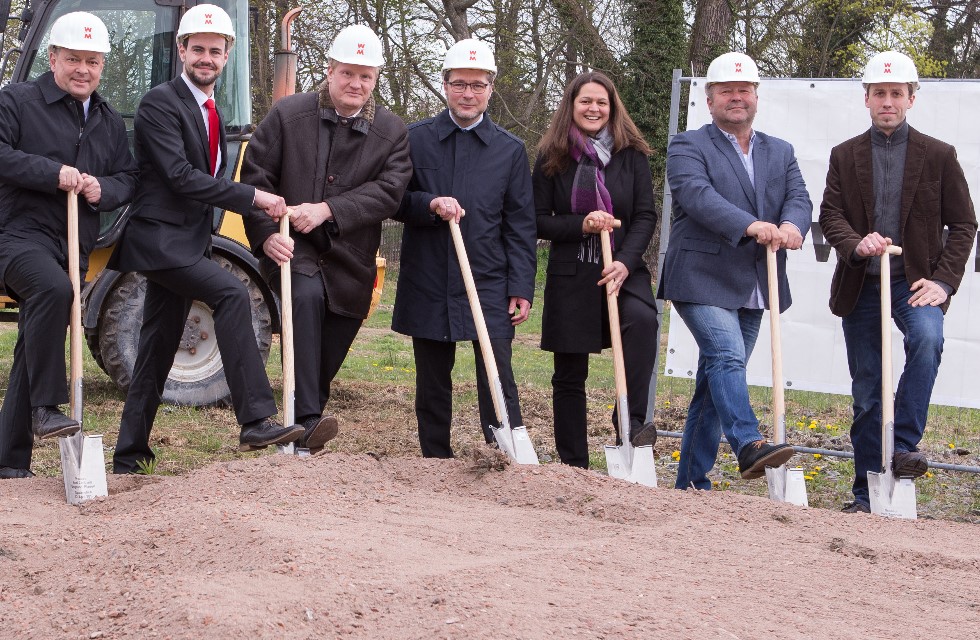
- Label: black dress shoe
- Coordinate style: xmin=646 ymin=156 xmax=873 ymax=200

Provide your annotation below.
xmin=893 ymin=451 xmax=928 ymax=478
xmin=0 ymin=466 xmax=35 ymax=479
xmin=737 ymin=441 xmax=795 ymax=479
xmin=31 ymin=406 xmax=80 ymax=439
xmin=239 ymin=418 xmax=304 ymax=451
xmin=630 ymin=421 xmax=658 ymax=448
xmin=301 ymin=414 xmax=339 ymax=454
xmin=841 ymin=500 xmax=871 ymax=514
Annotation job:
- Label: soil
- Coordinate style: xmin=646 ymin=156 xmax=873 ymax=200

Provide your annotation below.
xmin=2 ymin=447 xmax=979 ymax=639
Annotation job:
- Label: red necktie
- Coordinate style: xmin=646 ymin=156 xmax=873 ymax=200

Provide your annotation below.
xmin=204 ymin=98 xmax=219 ymax=176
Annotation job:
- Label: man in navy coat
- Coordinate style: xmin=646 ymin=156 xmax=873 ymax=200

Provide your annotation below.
xmin=658 ymin=52 xmax=812 ymax=489
xmin=107 ymin=5 xmax=302 ymax=473
xmin=392 ymin=39 xmax=537 ymax=458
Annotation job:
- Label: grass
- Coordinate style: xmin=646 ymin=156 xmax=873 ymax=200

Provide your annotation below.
xmin=1 ymin=253 xmax=978 ymax=522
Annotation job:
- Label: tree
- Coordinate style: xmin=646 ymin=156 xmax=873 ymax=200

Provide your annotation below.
xmin=688 ymin=0 xmax=733 ymax=75
xmin=620 ymin=0 xmax=686 ymax=187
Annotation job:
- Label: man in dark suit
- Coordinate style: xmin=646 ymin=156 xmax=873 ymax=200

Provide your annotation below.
xmin=392 ymin=39 xmax=537 ymax=458
xmin=108 ymin=4 xmax=302 ymax=473
xmin=819 ymin=51 xmax=977 ymax=513
xmin=0 ymin=12 xmax=137 ymax=479
xmin=658 ymin=52 xmax=812 ymax=490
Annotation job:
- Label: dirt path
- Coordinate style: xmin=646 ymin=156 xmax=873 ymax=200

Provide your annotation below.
xmin=1 ymin=452 xmax=978 ymax=639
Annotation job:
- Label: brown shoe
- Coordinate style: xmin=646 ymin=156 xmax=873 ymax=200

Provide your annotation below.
xmin=737 ymin=441 xmax=795 ymax=479
xmin=302 ymin=415 xmax=339 ymax=454
xmin=892 ymin=451 xmax=928 ymax=478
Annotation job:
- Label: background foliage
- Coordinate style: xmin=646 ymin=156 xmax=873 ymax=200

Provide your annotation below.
xmin=3 ymin=0 xmax=980 ymax=185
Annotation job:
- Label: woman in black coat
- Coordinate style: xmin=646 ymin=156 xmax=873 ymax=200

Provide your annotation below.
xmin=533 ymin=71 xmax=659 ymax=469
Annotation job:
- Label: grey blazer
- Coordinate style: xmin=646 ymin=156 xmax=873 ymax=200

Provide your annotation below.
xmin=657 ymin=123 xmax=812 ymax=312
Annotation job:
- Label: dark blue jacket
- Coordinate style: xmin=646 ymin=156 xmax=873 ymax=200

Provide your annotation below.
xmin=392 ymin=110 xmax=536 ymax=341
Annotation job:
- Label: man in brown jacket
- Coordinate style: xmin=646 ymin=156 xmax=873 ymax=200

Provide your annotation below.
xmin=819 ymin=51 xmax=977 ymax=513
xmin=241 ymin=25 xmax=411 ymax=452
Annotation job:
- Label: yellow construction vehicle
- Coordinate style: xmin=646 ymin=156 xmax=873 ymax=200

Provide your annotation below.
xmin=0 ymin=0 xmax=383 ymax=406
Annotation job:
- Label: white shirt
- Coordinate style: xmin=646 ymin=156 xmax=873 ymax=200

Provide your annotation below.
xmin=180 ymin=73 xmax=222 ymax=175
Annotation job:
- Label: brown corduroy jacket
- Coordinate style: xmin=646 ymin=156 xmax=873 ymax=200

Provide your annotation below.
xmin=819 ymin=125 xmax=977 ymax=317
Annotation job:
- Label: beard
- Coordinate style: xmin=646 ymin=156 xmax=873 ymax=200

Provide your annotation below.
xmin=186 ymin=63 xmax=220 ymax=89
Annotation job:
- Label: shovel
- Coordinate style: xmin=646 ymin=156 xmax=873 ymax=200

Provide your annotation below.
xmin=763 ymin=248 xmax=808 ymax=506
xmin=598 ymin=223 xmax=657 ymax=487
xmin=868 ymin=245 xmax=917 ymax=519
xmin=276 ymin=211 xmax=306 ymax=456
xmin=448 ymin=219 xmax=538 ymax=464
xmin=59 ymin=192 xmax=108 ymax=504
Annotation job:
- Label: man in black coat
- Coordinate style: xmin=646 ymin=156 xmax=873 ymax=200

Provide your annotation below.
xmin=241 ymin=25 xmax=411 ymax=452
xmin=107 ymin=5 xmax=302 ymax=473
xmin=392 ymin=39 xmax=537 ymax=458
xmin=0 ymin=12 xmax=137 ymax=479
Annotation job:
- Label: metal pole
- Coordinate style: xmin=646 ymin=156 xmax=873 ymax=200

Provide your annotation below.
xmin=655 ymin=430 xmax=980 ymax=473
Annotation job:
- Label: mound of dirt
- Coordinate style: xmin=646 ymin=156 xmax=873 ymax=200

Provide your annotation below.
xmin=1 ymin=452 xmax=978 ymax=639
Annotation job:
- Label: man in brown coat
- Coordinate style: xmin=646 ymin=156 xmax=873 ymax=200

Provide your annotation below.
xmin=819 ymin=51 xmax=977 ymax=513
xmin=241 ymin=25 xmax=411 ymax=452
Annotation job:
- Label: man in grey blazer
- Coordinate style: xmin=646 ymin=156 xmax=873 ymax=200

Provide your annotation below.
xmin=658 ymin=52 xmax=812 ymax=490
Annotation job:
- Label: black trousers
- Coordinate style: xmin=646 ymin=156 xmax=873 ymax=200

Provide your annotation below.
xmin=289 ymin=272 xmax=362 ymax=421
xmin=552 ymin=293 xmax=658 ymax=468
xmin=412 ymin=336 xmax=523 ymax=458
xmin=113 ymin=257 xmax=277 ymax=473
xmin=0 ymin=249 xmax=74 ymax=470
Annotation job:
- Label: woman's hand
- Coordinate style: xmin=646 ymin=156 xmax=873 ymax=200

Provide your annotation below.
xmin=598 ymin=260 xmax=629 ymax=295
xmin=582 ymin=210 xmax=616 ymax=234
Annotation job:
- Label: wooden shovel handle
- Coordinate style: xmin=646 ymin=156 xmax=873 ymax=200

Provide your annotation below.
xmin=67 ymin=192 xmax=83 ymax=424
xmin=449 ymin=219 xmax=508 ymax=428
xmin=280 ymin=211 xmax=295 ymax=427
xmin=766 ymin=249 xmax=785 ymax=443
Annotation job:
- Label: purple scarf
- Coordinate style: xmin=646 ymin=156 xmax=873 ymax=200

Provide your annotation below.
xmin=568 ymin=126 xmax=614 ymax=263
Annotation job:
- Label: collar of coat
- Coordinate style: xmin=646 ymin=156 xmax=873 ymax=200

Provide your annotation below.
xmin=38 ymin=70 xmax=106 ymax=111
xmin=316 ymin=81 xmax=375 ymax=134
xmin=434 ymin=108 xmax=494 ymax=145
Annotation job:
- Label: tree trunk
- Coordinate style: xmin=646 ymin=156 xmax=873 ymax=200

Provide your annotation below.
xmin=688 ymin=0 xmax=733 ymax=76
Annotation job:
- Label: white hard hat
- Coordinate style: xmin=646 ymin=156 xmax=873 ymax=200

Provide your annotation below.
xmin=327 ymin=25 xmax=384 ymax=67
xmin=443 ymin=38 xmax=496 ymax=74
xmin=49 ymin=11 xmax=111 ymax=53
xmin=862 ymin=50 xmax=919 ymax=90
xmin=705 ymin=52 xmax=760 ymax=91
xmin=177 ymin=4 xmax=235 ymax=44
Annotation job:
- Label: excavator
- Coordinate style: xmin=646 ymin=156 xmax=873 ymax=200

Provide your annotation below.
xmin=0 ymin=0 xmax=383 ymax=407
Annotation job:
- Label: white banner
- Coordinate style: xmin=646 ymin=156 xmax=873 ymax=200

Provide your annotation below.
xmin=664 ymin=78 xmax=980 ymax=409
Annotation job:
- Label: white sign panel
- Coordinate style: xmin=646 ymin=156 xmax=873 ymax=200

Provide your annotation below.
xmin=664 ymin=78 xmax=980 ymax=408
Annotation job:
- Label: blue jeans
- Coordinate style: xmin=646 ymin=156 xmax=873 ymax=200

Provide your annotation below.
xmin=842 ymin=276 xmax=944 ymax=505
xmin=673 ymin=303 xmax=765 ymax=490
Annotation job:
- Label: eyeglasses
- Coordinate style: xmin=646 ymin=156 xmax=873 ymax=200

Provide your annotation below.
xmin=446 ymin=81 xmax=490 ymax=95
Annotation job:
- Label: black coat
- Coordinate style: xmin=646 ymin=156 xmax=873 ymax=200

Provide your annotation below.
xmin=242 ymin=89 xmax=411 ymax=319
xmin=534 ymin=147 xmax=657 ymax=353
xmin=392 ymin=111 xmax=536 ymax=341
xmin=108 ymin=77 xmax=255 ymax=273
xmin=0 ymin=72 xmax=136 ymax=276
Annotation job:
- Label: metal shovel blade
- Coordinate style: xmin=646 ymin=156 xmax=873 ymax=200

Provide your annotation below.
xmin=490 ymin=424 xmax=516 ymax=459
xmin=868 ymin=469 xmax=918 ymax=519
xmin=491 ymin=424 xmax=539 ymax=465
xmin=604 ymin=444 xmax=658 ymax=487
xmin=510 ymin=426 xmax=539 ymax=465
xmin=59 ymin=432 xmax=108 ymax=505
xmin=765 ymin=465 xmax=809 ymax=507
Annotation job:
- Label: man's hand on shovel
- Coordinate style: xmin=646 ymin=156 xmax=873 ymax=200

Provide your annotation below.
xmin=588 ymin=215 xmax=627 ymax=295
xmin=430 ymin=196 xmax=465 ymax=223
xmin=263 ymin=208 xmax=295 ymax=266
